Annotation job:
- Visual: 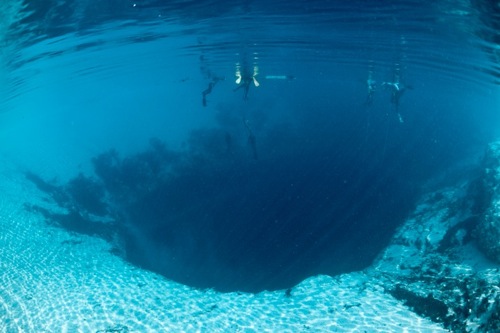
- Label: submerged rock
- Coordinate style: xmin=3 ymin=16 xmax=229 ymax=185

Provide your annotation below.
xmin=474 ymin=141 xmax=500 ymax=263
xmin=371 ymin=141 xmax=500 ymax=333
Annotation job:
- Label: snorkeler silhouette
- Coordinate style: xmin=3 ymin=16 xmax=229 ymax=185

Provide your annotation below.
xmin=382 ymin=81 xmax=405 ymax=122
xmin=202 ymin=76 xmax=223 ymax=107
xmin=243 ymin=120 xmax=258 ymax=160
xmin=382 ymin=63 xmax=411 ymax=123
xmin=234 ymin=60 xmax=259 ymax=100
xmin=202 ymin=82 xmax=214 ymax=107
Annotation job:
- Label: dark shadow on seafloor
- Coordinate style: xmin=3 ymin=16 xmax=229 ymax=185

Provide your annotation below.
xmin=24 ymin=104 xmax=453 ymax=293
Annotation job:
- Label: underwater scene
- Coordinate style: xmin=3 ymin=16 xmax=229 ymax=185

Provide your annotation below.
xmin=0 ymin=0 xmax=499 ymax=332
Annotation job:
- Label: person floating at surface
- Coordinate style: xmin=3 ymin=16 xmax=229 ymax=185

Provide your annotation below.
xmin=382 ymin=81 xmax=405 ymax=123
xmin=381 ymin=63 xmax=411 ymax=123
xmin=202 ymin=82 xmax=214 ymax=107
xmin=234 ymin=63 xmax=259 ymax=100
xmin=243 ymin=119 xmax=258 ymax=160
xmin=202 ymin=76 xmax=223 ymax=107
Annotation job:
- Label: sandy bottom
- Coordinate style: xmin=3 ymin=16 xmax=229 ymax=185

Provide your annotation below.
xmin=0 ymin=163 xmax=447 ymax=333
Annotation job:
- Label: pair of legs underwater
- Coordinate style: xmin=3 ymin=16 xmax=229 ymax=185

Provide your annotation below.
xmin=233 ymin=62 xmax=260 ymax=101
xmin=202 ymin=76 xmax=224 ymax=107
xmin=365 ymin=61 xmax=411 ymax=123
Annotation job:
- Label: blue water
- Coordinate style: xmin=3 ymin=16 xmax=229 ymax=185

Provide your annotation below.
xmin=1 ymin=0 xmax=499 ymax=293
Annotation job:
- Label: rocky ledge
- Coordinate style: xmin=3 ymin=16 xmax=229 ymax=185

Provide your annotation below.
xmin=370 ymin=141 xmax=500 ymax=332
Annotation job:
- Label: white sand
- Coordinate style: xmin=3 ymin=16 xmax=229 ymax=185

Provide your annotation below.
xmin=0 ymin=162 xmax=448 ymax=332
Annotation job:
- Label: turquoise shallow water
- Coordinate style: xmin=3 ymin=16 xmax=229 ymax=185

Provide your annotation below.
xmin=0 ymin=0 xmax=499 ymax=331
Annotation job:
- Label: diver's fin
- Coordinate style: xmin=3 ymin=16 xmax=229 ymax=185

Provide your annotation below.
xmin=235 ymin=75 xmax=242 ymax=85
xmin=253 ymin=77 xmax=260 ymax=87
xmin=264 ymin=75 xmax=296 ymax=81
